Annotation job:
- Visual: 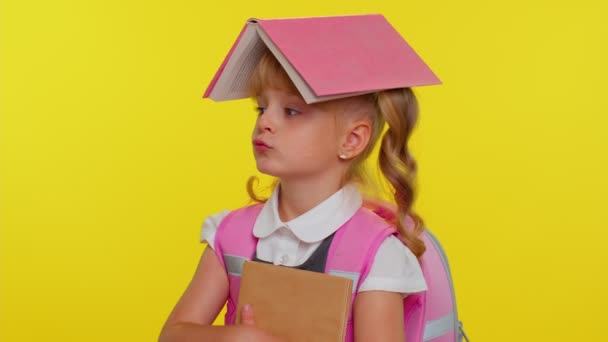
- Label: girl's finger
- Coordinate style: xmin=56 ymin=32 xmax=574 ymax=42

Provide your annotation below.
xmin=240 ymin=304 xmax=255 ymax=326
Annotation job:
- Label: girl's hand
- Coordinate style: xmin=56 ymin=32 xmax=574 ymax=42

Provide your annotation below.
xmin=232 ymin=304 xmax=288 ymax=342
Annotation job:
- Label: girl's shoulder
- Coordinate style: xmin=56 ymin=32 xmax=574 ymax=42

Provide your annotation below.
xmin=200 ymin=209 xmax=232 ymax=249
xmin=360 ymin=234 xmax=428 ymax=295
xmin=199 ymin=203 xmax=264 ymax=248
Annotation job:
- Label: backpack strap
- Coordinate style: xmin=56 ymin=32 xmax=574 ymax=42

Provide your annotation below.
xmin=324 ymin=207 xmax=397 ymax=342
xmin=214 ymin=204 xmax=262 ymax=269
xmin=213 ymin=203 xmax=263 ymax=324
xmin=325 ymin=207 xmax=397 ymax=307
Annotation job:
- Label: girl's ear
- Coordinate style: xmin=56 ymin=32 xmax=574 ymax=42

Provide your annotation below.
xmin=338 ymin=120 xmax=372 ymax=160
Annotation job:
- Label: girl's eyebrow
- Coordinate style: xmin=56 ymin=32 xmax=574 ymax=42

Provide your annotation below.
xmin=284 ymin=94 xmax=307 ymax=105
xmin=256 ymin=92 xmax=306 ymax=105
xmin=255 ymin=94 xmax=267 ymax=102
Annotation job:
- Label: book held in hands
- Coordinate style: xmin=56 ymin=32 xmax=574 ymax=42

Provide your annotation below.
xmin=236 ymin=260 xmax=354 ymax=342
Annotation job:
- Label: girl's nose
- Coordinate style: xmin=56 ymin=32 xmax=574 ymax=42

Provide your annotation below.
xmin=256 ymin=107 xmax=278 ymax=133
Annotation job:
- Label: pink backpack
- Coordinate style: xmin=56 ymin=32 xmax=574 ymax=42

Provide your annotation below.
xmin=212 ymin=203 xmax=469 ymax=342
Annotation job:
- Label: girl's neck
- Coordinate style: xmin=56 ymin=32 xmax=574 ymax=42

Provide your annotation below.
xmin=277 ymin=178 xmax=344 ymax=222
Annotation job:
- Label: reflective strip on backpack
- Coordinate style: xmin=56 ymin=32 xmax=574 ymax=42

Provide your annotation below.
xmin=423 ymin=311 xmax=456 ymax=341
xmin=328 ymin=270 xmax=360 ymax=293
xmin=224 ymin=254 xmax=248 ymax=276
xmin=224 ymin=255 xmax=361 ymax=293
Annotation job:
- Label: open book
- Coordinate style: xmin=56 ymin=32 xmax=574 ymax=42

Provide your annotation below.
xmin=236 ymin=261 xmax=353 ymax=342
xmin=203 ymin=14 xmax=441 ymax=104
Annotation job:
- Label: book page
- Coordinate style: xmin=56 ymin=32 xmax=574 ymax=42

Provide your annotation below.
xmin=209 ymin=23 xmax=267 ymax=101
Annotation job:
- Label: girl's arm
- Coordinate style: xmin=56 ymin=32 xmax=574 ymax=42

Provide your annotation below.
xmin=353 ymin=290 xmax=406 ymax=342
xmin=158 ymin=247 xmax=286 ymax=342
xmin=158 ymin=246 xmax=235 ymax=341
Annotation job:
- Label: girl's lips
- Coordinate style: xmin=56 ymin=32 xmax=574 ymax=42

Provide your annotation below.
xmin=253 ymin=139 xmax=272 ymax=151
xmin=254 ymin=144 xmax=271 ymax=151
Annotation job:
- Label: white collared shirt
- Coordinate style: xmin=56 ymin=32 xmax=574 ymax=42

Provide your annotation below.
xmin=201 ymin=183 xmax=427 ymax=296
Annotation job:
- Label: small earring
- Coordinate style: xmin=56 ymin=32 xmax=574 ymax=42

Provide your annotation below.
xmin=339 ymin=152 xmax=348 ymax=159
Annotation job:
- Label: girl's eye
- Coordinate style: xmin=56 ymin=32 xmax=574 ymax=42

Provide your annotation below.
xmin=254 ymin=106 xmax=266 ymax=115
xmin=285 ymin=108 xmax=301 ymax=116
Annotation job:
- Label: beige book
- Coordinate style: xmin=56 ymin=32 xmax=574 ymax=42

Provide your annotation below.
xmin=236 ymin=260 xmax=353 ymax=342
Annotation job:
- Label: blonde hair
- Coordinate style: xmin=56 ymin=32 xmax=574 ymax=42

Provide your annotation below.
xmin=245 ymin=49 xmax=426 ymax=257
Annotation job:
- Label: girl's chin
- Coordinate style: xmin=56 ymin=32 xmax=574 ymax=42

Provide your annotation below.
xmin=255 ymin=163 xmax=299 ymax=180
xmin=254 ymin=162 xmax=281 ymax=177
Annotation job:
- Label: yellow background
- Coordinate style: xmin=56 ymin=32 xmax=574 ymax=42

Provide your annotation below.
xmin=1 ymin=0 xmax=607 ymax=341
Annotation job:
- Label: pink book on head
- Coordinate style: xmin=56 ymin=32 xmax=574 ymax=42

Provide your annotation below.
xmin=203 ymin=14 xmax=441 ymax=104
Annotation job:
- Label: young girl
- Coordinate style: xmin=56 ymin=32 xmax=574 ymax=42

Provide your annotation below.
xmin=159 ymin=42 xmax=430 ymax=341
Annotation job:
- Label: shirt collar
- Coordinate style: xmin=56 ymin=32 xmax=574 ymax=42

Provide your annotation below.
xmin=252 ymin=182 xmax=363 ymax=243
